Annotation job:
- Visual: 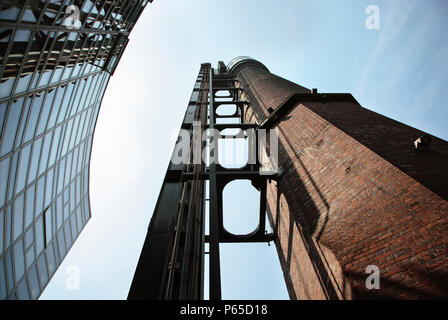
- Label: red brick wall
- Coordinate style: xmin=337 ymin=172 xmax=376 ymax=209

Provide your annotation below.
xmin=236 ymin=65 xmax=448 ymax=299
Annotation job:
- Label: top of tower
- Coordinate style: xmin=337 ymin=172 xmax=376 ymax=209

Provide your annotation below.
xmin=226 ymin=56 xmax=269 ymax=76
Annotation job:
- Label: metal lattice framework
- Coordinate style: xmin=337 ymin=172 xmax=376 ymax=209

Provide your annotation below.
xmin=129 ymin=58 xmax=278 ymax=300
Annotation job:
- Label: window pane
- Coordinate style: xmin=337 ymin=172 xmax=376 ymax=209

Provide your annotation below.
xmin=38 ymin=131 xmax=53 ymax=176
xmin=57 ymin=83 xmax=74 ymax=123
xmin=57 ymin=158 xmax=65 ymax=194
xmin=35 ymin=215 xmax=44 ymax=255
xmin=35 ymin=176 xmax=45 ymax=216
xmin=70 ymin=213 xmax=77 ymax=240
xmin=27 ymin=137 xmax=42 ymax=185
xmin=25 ymin=184 xmax=35 ymax=228
xmin=14 ymin=99 xmax=30 ymax=148
xmin=48 ymin=125 xmax=62 ymax=166
xmin=44 ymin=167 xmax=54 ymax=208
xmin=57 ymin=229 xmax=66 ymax=258
xmin=61 ymin=119 xmax=73 ymax=155
xmin=0 ymin=7 xmax=21 ymax=21
xmin=0 ymin=258 xmax=7 ymax=299
xmin=13 ymin=193 xmax=24 ymax=240
xmin=26 ymin=245 xmax=34 ymax=269
xmin=16 ymin=143 xmax=31 ymax=193
xmin=45 ymin=207 xmax=52 ymax=245
xmin=25 ymin=226 xmax=34 ymax=249
xmin=27 ymin=264 xmax=40 ymax=299
xmin=5 ymin=205 xmax=12 ymax=250
xmin=56 ymin=195 xmax=63 ymax=229
xmin=6 ymin=155 xmax=18 ymax=202
xmin=37 ymin=253 xmax=48 ymax=288
xmin=64 ymin=222 xmax=71 ymax=251
xmin=45 ymin=242 xmax=56 ymax=276
xmin=0 ymin=210 xmax=3 ymax=255
xmin=16 ymin=277 xmax=30 ymax=300
xmin=0 ymin=98 xmax=23 ymax=156
xmin=36 ymin=90 xmax=56 ymax=135
xmin=24 ymin=95 xmax=43 ymax=142
xmin=0 ymin=102 xmax=6 ymax=136
xmin=5 ymin=250 xmax=14 ymax=292
xmin=13 ymin=238 xmax=25 ymax=281
xmin=47 ymin=87 xmax=65 ymax=129
xmin=0 ymin=156 xmax=10 ymax=208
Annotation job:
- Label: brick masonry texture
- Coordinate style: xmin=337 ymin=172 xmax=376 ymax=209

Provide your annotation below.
xmin=235 ymin=64 xmax=448 ymax=299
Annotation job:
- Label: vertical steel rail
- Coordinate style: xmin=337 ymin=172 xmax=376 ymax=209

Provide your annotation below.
xmin=208 ymin=67 xmax=222 ymax=300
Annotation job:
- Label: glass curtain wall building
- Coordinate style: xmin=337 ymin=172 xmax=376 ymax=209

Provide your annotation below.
xmin=0 ymin=0 xmax=150 ymax=300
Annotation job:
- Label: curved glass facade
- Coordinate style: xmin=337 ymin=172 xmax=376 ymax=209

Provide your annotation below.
xmin=0 ymin=1 xmax=150 ymax=299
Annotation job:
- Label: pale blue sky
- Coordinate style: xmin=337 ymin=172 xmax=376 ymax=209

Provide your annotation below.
xmin=40 ymin=0 xmax=448 ymax=299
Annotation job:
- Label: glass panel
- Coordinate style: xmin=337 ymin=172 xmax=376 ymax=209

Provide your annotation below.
xmin=0 ymin=78 xmax=14 ymax=99
xmin=69 ymin=182 xmax=75 ymax=212
xmin=25 ymin=226 xmax=34 ymax=249
xmin=35 ymin=176 xmax=45 ymax=216
xmin=50 ymin=67 xmax=64 ymax=84
xmin=25 ymin=184 xmax=35 ymax=228
xmin=6 ymin=155 xmax=18 ymax=202
xmin=27 ymin=137 xmax=42 ymax=185
xmin=57 ymin=158 xmax=66 ymax=194
xmin=70 ymin=80 xmax=86 ymax=117
xmin=16 ymin=143 xmax=31 ymax=193
xmin=48 ymin=125 xmax=62 ymax=166
xmin=57 ymin=83 xmax=74 ymax=124
xmin=39 ymin=131 xmax=52 ymax=176
xmin=44 ymin=167 xmax=54 ymax=208
xmin=24 ymin=95 xmax=43 ymax=143
xmin=57 ymin=229 xmax=66 ymax=258
xmin=71 ymin=63 xmax=82 ymax=79
xmin=61 ymin=119 xmax=73 ymax=156
xmin=0 ymin=102 xmax=6 ymax=135
xmin=5 ymin=205 xmax=12 ymax=250
xmin=0 ymin=258 xmax=7 ymax=299
xmin=13 ymin=193 xmax=24 ymax=240
xmin=45 ymin=242 xmax=56 ymax=276
xmin=64 ymin=220 xmax=72 ymax=248
xmin=13 ymin=238 xmax=25 ymax=281
xmin=45 ymin=207 xmax=52 ymax=245
xmin=80 ymin=107 xmax=92 ymax=139
xmin=61 ymin=66 xmax=73 ymax=82
xmin=56 ymin=195 xmax=62 ymax=229
xmin=0 ymin=7 xmax=21 ymax=21
xmin=0 ymin=210 xmax=3 ymax=255
xmin=37 ymin=70 xmax=52 ymax=88
xmin=0 ymin=98 xmax=24 ymax=156
xmin=26 ymin=245 xmax=34 ymax=269
xmin=79 ymin=76 xmax=94 ymax=108
xmin=20 ymin=8 xmax=37 ymax=23
xmin=0 ymin=156 xmax=10 ymax=208
xmin=74 ymin=111 xmax=86 ymax=146
xmin=70 ymin=213 xmax=77 ymax=240
xmin=75 ymin=208 xmax=82 ymax=234
xmin=71 ymin=146 xmax=79 ymax=180
xmin=27 ymin=264 xmax=40 ymax=299
xmin=65 ymin=152 xmax=73 ymax=184
xmin=83 ymin=196 xmax=90 ymax=221
xmin=37 ymin=253 xmax=48 ymax=288
xmin=14 ymin=98 xmax=30 ymax=148
xmin=68 ymin=115 xmax=80 ymax=151
xmin=35 ymin=215 xmax=44 ymax=255
xmin=16 ymin=277 xmax=30 ymax=300
xmin=46 ymin=87 xmax=65 ymax=129
xmin=5 ymin=250 xmax=14 ymax=292
xmin=15 ymin=73 xmax=33 ymax=94
xmin=36 ymin=90 xmax=55 ymax=135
